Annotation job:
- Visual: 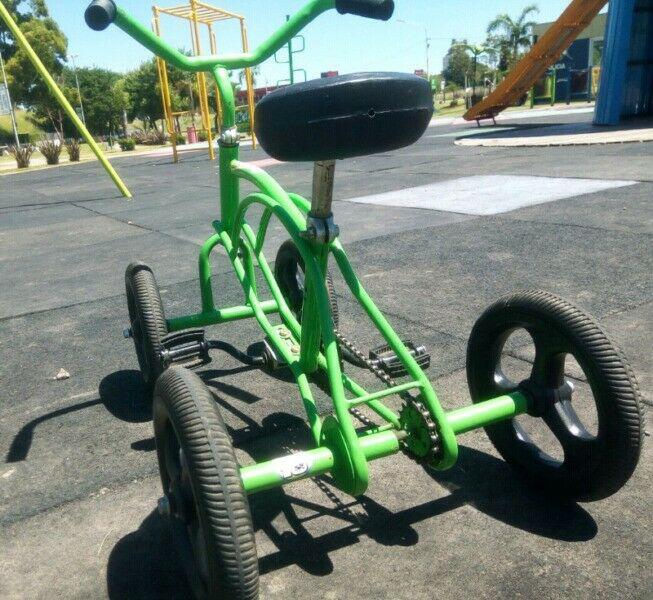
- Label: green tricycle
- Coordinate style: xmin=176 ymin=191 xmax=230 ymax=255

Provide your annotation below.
xmin=86 ymin=1 xmax=645 ymax=598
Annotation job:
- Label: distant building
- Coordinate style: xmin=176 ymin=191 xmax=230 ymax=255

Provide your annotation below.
xmin=235 ymin=85 xmax=281 ymax=104
xmin=414 ymin=69 xmax=427 ymax=78
xmin=321 ymin=70 xmax=339 ymax=78
xmin=532 ymin=13 xmax=607 ymax=104
xmin=533 ymin=2 xmax=652 ymax=125
xmin=442 ymin=54 xmax=450 ymax=73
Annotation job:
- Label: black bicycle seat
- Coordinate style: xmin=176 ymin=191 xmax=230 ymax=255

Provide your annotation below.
xmin=254 ymin=72 xmax=434 ymax=162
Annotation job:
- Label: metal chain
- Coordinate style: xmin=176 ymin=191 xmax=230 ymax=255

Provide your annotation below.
xmin=334 ymin=329 xmax=403 ymax=394
xmin=333 ymin=328 xmax=441 ymax=463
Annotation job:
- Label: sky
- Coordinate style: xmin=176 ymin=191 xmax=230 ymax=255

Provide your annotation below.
xmin=51 ymin=0 xmax=582 ymax=86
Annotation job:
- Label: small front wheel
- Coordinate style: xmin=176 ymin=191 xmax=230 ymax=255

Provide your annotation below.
xmin=467 ymin=290 xmax=644 ymax=501
xmin=125 ymin=262 xmax=168 ymax=389
xmin=153 ymin=367 xmax=259 ymax=599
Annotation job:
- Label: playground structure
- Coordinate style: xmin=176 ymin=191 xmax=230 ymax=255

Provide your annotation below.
xmin=152 ymin=0 xmax=257 ymax=163
xmin=0 ymin=1 xmax=131 ymax=197
xmin=464 ymin=0 xmax=608 ymax=123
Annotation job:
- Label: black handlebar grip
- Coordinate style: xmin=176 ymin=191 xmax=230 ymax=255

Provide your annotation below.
xmin=336 ymin=0 xmax=395 ymax=21
xmin=85 ymin=0 xmax=117 ymax=31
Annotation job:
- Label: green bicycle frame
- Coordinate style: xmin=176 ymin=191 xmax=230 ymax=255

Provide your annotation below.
xmin=110 ymin=0 xmax=532 ymax=497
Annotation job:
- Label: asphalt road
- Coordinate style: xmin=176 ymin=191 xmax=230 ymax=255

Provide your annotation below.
xmin=1 ymin=111 xmax=652 ymax=599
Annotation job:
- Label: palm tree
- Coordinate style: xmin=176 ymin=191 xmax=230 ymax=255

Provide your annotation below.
xmin=487 ymin=4 xmax=540 ymax=69
xmin=460 ymin=43 xmax=489 ymax=103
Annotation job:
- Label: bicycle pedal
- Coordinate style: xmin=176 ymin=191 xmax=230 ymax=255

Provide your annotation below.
xmin=369 ymin=341 xmax=430 ymax=377
xmin=159 ymin=329 xmax=212 ymax=368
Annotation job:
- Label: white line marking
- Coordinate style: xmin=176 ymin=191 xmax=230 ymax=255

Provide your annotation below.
xmin=343 ymin=176 xmax=638 ymax=216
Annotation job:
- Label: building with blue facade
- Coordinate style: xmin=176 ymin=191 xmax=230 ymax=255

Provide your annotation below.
xmin=534 ymin=0 xmax=652 ymax=126
xmin=533 ymin=14 xmax=606 ymax=106
xmin=596 ymin=0 xmax=653 ymax=124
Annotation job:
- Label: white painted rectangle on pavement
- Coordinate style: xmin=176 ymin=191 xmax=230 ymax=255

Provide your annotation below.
xmin=343 ymin=175 xmax=637 ymax=216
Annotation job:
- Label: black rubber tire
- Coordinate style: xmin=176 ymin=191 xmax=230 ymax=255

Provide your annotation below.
xmin=125 ymin=262 xmax=168 ymax=389
xmin=273 ymin=239 xmax=371 ymax=367
xmin=153 ymin=367 xmax=259 ymax=600
xmin=274 ymin=239 xmax=339 ymax=326
xmin=467 ymin=290 xmax=644 ymax=501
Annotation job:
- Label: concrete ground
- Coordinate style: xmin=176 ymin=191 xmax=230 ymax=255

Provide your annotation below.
xmin=455 ymin=117 xmax=653 ymax=147
xmin=1 ymin=109 xmax=651 ymax=600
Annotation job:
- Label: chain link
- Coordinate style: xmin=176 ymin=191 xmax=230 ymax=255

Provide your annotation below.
xmin=334 ymin=328 xmax=441 ymax=462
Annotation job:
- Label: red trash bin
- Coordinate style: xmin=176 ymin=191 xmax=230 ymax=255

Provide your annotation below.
xmin=186 ymin=126 xmax=198 ymax=144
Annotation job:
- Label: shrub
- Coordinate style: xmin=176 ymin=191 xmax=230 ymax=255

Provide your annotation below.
xmin=38 ymin=139 xmax=62 ymax=165
xmin=449 ymin=98 xmax=461 ymax=108
xmin=197 ymin=129 xmax=208 ymax=142
xmin=132 ymin=128 xmax=167 ymax=145
xmin=170 ymin=132 xmax=186 ymax=146
xmin=118 ymin=137 xmax=136 ymax=151
xmin=65 ymin=139 xmax=81 ymax=162
xmin=8 ymin=144 xmax=35 ymax=169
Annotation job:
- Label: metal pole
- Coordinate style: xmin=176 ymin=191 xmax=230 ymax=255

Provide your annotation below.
xmin=153 ymin=11 xmax=178 ymax=163
xmin=286 ymin=15 xmax=294 ymax=84
xmin=240 ymin=19 xmax=257 ymax=148
xmin=189 ymin=0 xmax=215 ymax=160
xmin=0 ymin=48 xmax=20 ymax=147
xmin=69 ymin=54 xmax=86 ymax=127
xmin=425 ymin=28 xmax=431 ymax=77
xmin=311 ymin=160 xmax=336 ymax=218
xmin=208 ymin=24 xmax=222 ymax=133
xmin=0 ymin=1 xmax=131 ymax=197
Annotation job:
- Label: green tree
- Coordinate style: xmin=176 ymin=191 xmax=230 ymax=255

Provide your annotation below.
xmin=443 ymin=39 xmax=471 ymax=88
xmin=123 ymin=56 xmax=191 ymax=131
xmin=485 ymin=34 xmax=512 ymax=73
xmin=0 ymin=0 xmax=48 ymax=60
xmin=3 ymin=9 xmax=71 ymax=137
xmin=487 ymin=4 xmax=539 ymax=69
xmin=63 ymin=67 xmax=127 ymax=135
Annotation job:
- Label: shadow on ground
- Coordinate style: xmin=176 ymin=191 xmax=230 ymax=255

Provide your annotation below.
xmin=106 ymin=392 xmax=597 ymax=598
xmin=5 ymin=366 xmax=597 ymax=598
xmin=5 ymin=370 xmax=151 ymax=463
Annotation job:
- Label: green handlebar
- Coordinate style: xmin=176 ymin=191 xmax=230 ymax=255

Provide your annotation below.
xmin=90 ymin=0 xmax=337 ymax=72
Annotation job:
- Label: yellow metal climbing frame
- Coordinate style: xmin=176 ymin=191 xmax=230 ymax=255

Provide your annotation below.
xmin=152 ymin=0 xmax=257 ymax=163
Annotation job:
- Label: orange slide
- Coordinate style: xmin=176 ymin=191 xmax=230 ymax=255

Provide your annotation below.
xmin=464 ymin=0 xmax=608 ymax=122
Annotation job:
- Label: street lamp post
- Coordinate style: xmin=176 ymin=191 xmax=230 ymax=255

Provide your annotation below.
xmin=397 ymin=19 xmax=432 ymax=77
xmin=425 ymin=27 xmax=431 ymax=77
xmin=68 ymin=54 xmax=86 ymax=128
xmin=0 ymin=48 xmax=20 ymax=147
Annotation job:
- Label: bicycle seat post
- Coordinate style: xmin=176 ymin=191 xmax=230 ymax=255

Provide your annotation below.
xmin=303 ymin=160 xmax=340 ymax=244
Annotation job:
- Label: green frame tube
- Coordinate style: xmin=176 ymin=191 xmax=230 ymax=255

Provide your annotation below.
xmin=241 ymin=391 xmax=530 ymax=495
xmin=113 ymin=0 xmax=336 ymax=72
xmin=101 ymin=0 xmax=537 ymax=497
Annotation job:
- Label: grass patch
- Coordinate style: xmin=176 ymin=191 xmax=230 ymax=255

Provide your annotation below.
xmin=434 ymin=102 xmax=467 ymax=118
xmin=0 ymin=109 xmax=45 ymax=141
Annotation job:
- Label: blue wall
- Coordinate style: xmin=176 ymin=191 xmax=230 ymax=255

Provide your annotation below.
xmin=595 ymin=0 xmax=653 ymax=124
xmin=554 ymin=38 xmax=592 ymax=102
xmin=623 ymin=1 xmax=653 ymax=116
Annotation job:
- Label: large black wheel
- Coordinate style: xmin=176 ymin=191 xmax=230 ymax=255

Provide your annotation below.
xmin=274 ymin=239 xmax=339 ymax=325
xmin=153 ymin=367 xmax=259 ymax=599
xmin=467 ymin=290 xmax=644 ymax=501
xmin=125 ymin=262 xmax=168 ymax=389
